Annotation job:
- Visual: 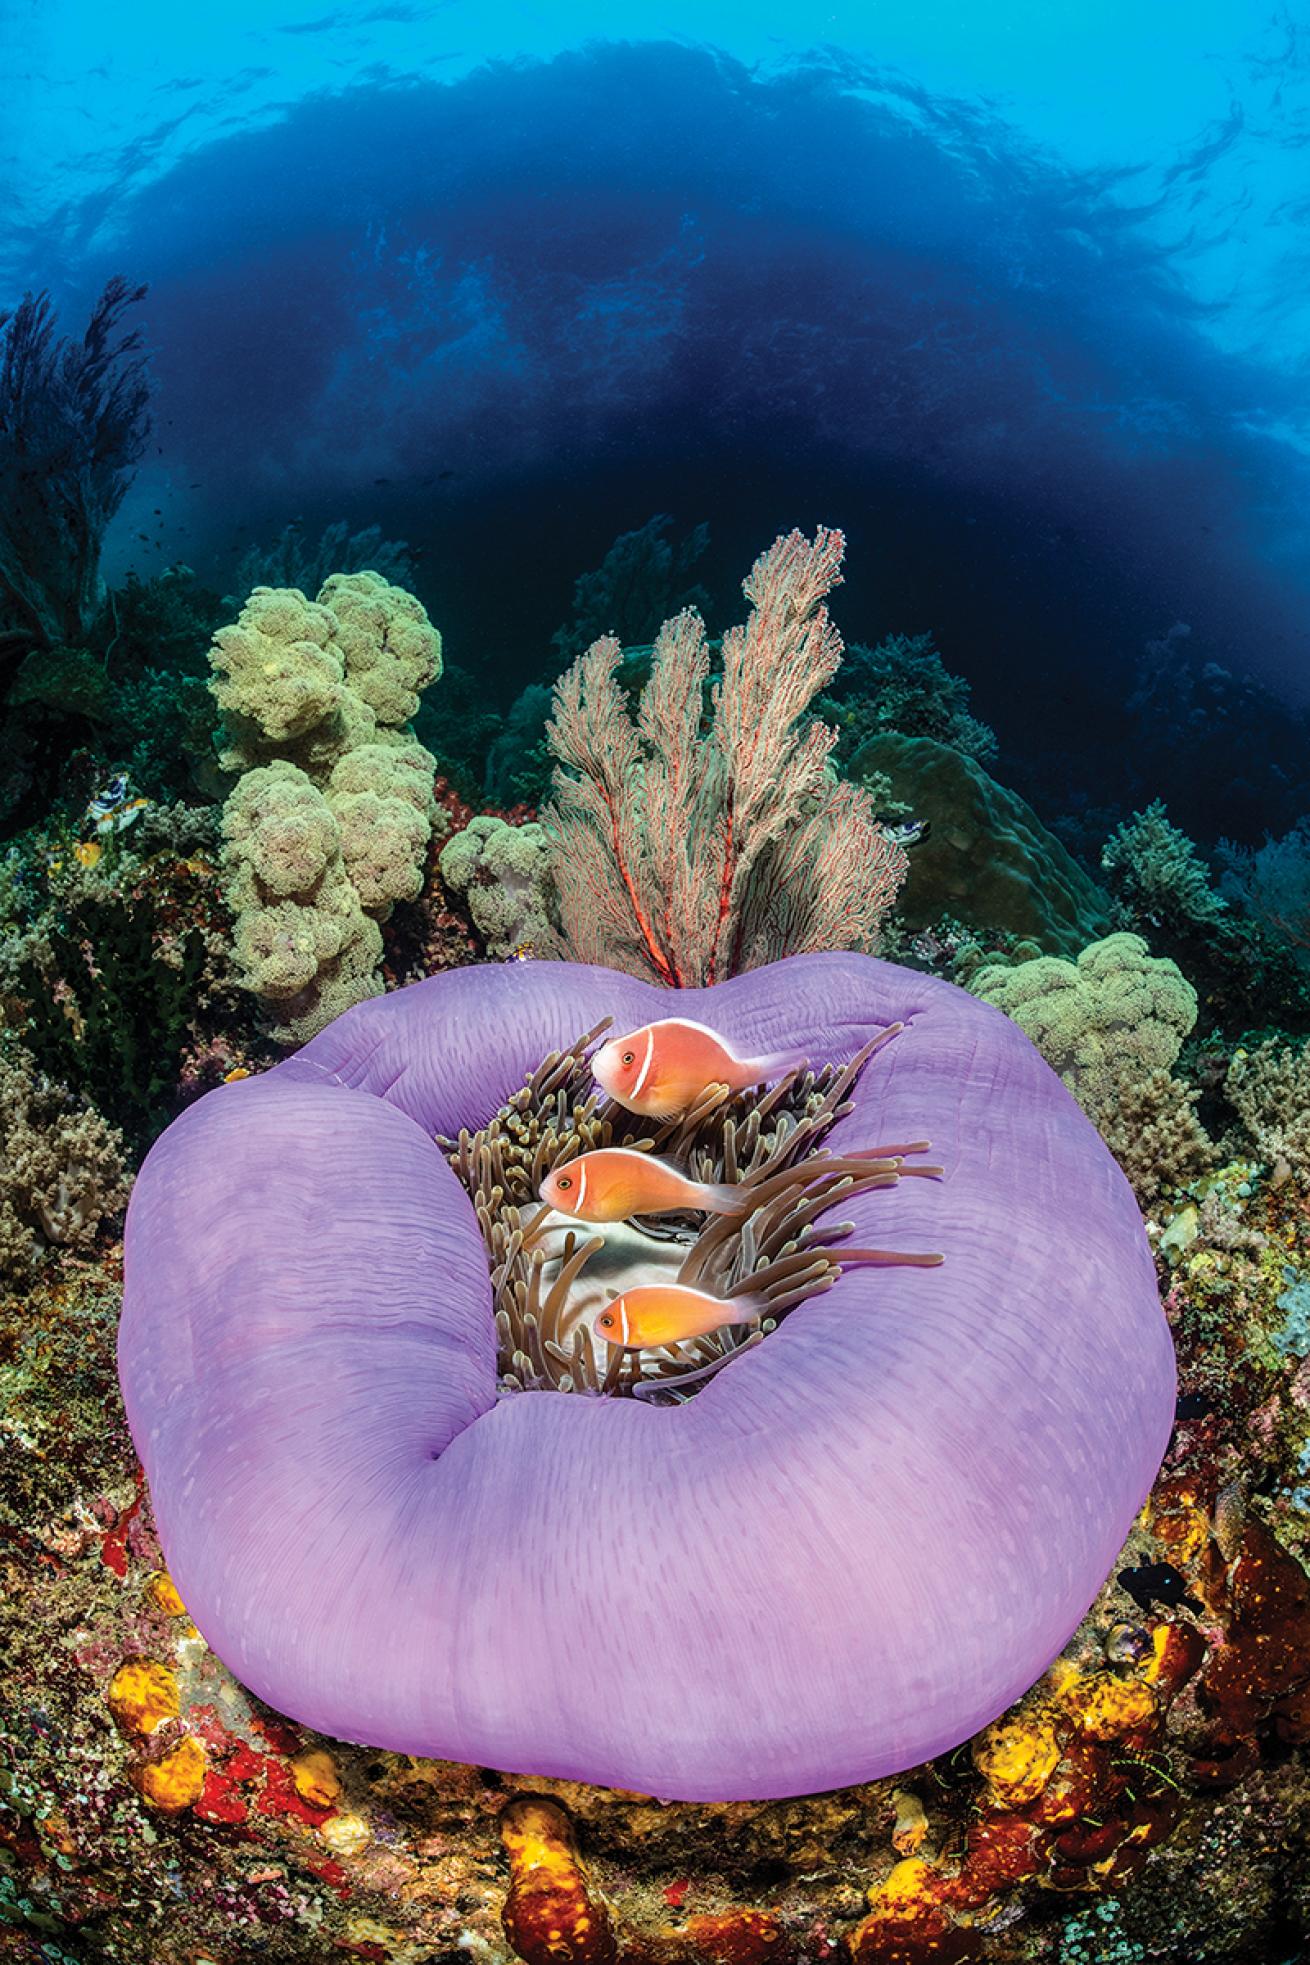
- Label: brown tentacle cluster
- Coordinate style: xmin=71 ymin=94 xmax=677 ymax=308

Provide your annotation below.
xmin=442 ymin=1021 xmax=940 ymax=1402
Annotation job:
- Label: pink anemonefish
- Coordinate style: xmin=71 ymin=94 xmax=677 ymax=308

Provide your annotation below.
xmin=539 ymin=1148 xmax=747 ymax=1222
xmin=593 ymin=1283 xmax=768 ymax=1349
xmin=592 ymin=1019 xmax=807 ymax=1119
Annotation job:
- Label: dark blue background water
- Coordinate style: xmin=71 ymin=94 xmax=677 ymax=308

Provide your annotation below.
xmin=6 ymin=4 xmax=1309 ymax=836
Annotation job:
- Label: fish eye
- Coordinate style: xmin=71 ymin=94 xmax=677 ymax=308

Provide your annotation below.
xmin=621 ymin=1050 xmax=635 ymax=1065
xmin=598 ymin=1313 xmax=614 ymax=1330
xmin=557 ymin=1175 xmax=572 ymax=1190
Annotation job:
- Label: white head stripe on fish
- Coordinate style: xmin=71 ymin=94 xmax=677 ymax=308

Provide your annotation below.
xmin=633 ymin=1024 xmax=657 ymax=1097
xmin=575 ymin=1161 xmax=589 ymax=1210
xmin=617 ymin=1300 xmax=630 ymax=1343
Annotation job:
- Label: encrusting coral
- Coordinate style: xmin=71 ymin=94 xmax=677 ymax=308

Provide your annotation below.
xmin=541 ymin=527 xmax=909 ymax=985
xmin=208 ymin=570 xmax=444 ymax=1043
xmin=0 ymin=1041 xmax=131 ymax=1283
xmin=850 ymin=731 xmax=1115 ymax=958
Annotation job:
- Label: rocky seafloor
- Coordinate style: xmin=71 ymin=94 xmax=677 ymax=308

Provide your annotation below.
xmin=2 ymin=1149 xmax=1308 ymax=1965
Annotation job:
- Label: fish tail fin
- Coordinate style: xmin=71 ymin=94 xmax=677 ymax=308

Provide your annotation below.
xmin=748 ymin=1047 xmax=809 ymax=1082
xmin=720 ymin=1290 xmax=770 ymax=1324
xmin=697 ymin=1181 xmax=752 ymax=1215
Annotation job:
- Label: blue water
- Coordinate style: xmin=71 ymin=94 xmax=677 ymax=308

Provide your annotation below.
xmin=4 ymin=0 xmax=1309 ymax=833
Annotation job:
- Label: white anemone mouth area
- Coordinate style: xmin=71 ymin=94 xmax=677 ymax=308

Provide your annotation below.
xmin=537 ymin=1217 xmax=696 ymax=1371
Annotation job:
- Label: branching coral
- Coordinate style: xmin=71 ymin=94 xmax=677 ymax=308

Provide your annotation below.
xmin=0 ymin=278 xmax=151 ymax=652
xmin=0 ymin=1042 xmax=131 ymax=1283
xmin=543 ymin=528 xmax=908 ymax=986
xmin=1226 ymin=1040 xmax=1310 ymax=1178
xmin=209 ymin=572 xmax=443 ymax=1042
xmin=439 ymin=815 xmax=554 ymax=959
xmin=1096 ymin=1068 xmax=1217 ymax=1210
xmin=1102 ymin=800 xmax=1228 ymax=934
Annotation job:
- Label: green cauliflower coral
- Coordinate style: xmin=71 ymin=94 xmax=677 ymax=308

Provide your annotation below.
xmin=318 ymin=570 xmax=442 ymax=726
xmin=327 ymin=749 xmax=433 ymax=912
xmin=439 ymin=815 xmax=553 ymax=959
xmin=222 ymin=766 xmax=387 ymax=1046
xmin=209 ymin=586 xmax=345 ymax=757
xmin=210 ymin=573 xmax=444 ymax=1044
xmin=970 ymin=931 xmax=1198 ymax=1117
xmin=221 ymin=761 xmax=339 ymax=898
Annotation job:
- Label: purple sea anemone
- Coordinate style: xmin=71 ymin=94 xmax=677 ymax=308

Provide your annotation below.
xmin=119 ymin=951 xmax=1174 ymax=1802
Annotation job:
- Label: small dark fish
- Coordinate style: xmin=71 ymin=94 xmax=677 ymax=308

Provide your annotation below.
xmin=1117 ymin=1561 xmax=1203 ymax=1618
xmin=373 ymin=476 xmax=391 ymax=485
xmin=437 ymin=469 xmax=456 ymax=480
xmin=1175 ymin=1392 xmax=1213 ymax=1421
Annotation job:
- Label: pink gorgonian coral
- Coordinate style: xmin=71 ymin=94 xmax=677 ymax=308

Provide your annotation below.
xmin=118 ymin=951 xmax=1175 ymax=1802
xmin=542 ymin=529 xmax=909 ymax=984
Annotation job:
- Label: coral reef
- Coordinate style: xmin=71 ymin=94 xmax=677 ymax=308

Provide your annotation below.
xmin=220 ymin=762 xmax=386 ymax=1048
xmin=0 ymin=566 xmax=225 ymax=825
xmin=1103 ymin=803 xmax=1310 ymax=1037
xmin=1102 ymin=799 xmax=1228 ymax=936
xmin=1095 ymin=1068 xmax=1217 ymax=1211
xmin=414 ymin=659 xmax=514 ymax=807
xmin=0 ymin=279 xmax=151 ymax=654
xmin=544 ymin=529 xmax=908 ymax=985
xmin=2 ymin=1125 xmax=1307 ymax=1961
xmin=0 ymin=1041 xmax=131 ymax=1283
xmin=209 ymin=572 xmax=443 ymax=1043
xmin=483 ymin=679 xmax=555 ymax=810
xmin=1226 ymin=1039 xmax=1310 ymax=1181
xmin=1219 ymin=816 xmax=1310 ymax=953
xmin=850 ymin=732 xmax=1114 ymax=958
